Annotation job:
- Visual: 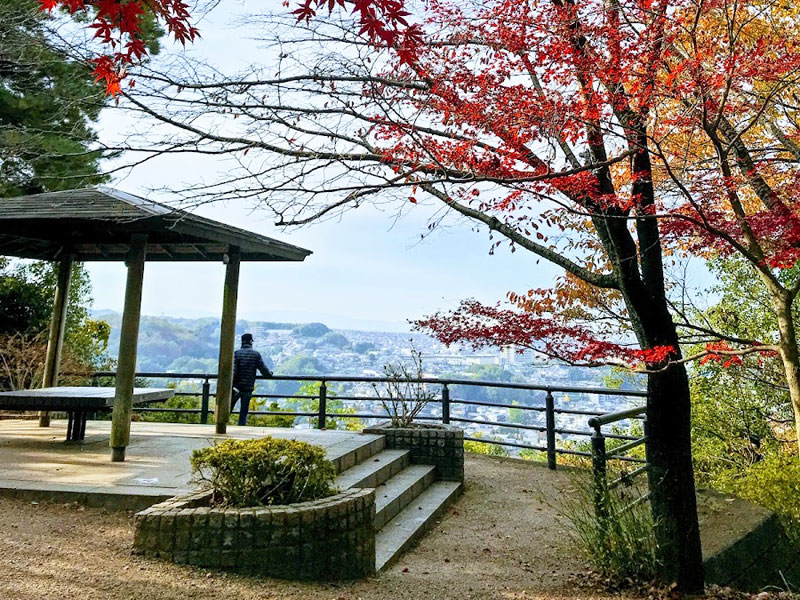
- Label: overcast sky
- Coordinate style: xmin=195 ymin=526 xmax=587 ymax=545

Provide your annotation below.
xmin=81 ymin=4 xmax=567 ymax=332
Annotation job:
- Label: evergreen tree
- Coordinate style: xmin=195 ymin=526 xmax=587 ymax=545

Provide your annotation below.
xmin=0 ymin=0 xmax=109 ymax=196
xmin=0 ymin=0 xmax=135 ymax=387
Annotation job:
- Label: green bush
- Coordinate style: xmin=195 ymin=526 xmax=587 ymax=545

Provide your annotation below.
xmin=713 ymin=454 xmax=800 ymax=545
xmin=190 ymin=438 xmax=337 ymax=507
xmin=140 ymin=394 xmax=202 ymax=424
xmin=464 ymin=432 xmax=509 ymax=456
xmin=246 ymin=401 xmax=297 ymax=428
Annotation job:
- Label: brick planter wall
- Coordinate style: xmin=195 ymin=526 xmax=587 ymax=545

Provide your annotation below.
xmin=363 ymin=422 xmax=464 ymax=482
xmin=134 ymin=487 xmax=375 ymax=580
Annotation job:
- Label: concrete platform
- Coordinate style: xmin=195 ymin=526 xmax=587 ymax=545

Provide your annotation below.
xmin=0 ymin=419 xmax=382 ymax=510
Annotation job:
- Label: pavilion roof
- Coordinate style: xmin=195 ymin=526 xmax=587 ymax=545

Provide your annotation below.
xmin=0 ymin=187 xmax=312 ymax=262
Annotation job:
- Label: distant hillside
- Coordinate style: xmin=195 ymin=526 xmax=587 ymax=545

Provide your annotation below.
xmin=95 ymin=311 xmax=303 ymax=372
xmin=89 ymin=311 xmax=636 ymax=402
xmin=92 ymin=310 xmax=429 ymax=375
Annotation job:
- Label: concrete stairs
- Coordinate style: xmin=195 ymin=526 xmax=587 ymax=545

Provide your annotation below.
xmin=333 ymin=434 xmax=463 ymax=572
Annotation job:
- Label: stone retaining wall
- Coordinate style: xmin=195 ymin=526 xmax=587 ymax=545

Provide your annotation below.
xmin=134 ymin=487 xmax=375 ymax=580
xmin=363 ymin=423 xmax=464 ymax=481
xmin=704 ymin=513 xmax=800 ymax=590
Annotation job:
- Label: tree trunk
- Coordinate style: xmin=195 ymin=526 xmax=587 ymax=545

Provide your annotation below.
xmin=600 ymin=176 xmax=705 ymax=589
xmin=611 ymin=270 xmax=705 ymax=591
xmin=772 ymin=298 xmax=800 ymax=454
xmin=646 ymin=362 xmax=705 ymax=593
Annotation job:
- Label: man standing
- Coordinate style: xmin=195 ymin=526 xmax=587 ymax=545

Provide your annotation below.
xmin=232 ymin=333 xmax=273 ymax=426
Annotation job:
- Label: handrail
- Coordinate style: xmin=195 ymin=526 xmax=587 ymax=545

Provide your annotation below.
xmin=588 ymin=405 xmax=646 ymax=428
xmin=85 ymin=369 xmax=648 ymax=471
xmin=91 ymin=371 xmax=648 ymax=397
xmin=589 ymin=404 xmax=651 ymax=531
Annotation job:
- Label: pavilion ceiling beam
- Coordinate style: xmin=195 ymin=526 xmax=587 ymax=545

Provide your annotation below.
xmin=158 ymin=244 xmax=176 ymax=259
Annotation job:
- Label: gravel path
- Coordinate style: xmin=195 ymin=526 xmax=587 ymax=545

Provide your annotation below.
xmin=0 ymin=454 xmax=762 ymax=600
xmin=0 ymin=455 xmax=623 ymax=600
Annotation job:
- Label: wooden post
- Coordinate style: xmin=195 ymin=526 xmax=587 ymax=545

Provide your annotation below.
xmin=39 ymin=253 xmax=73 ymax=427
xmin=110 ymin=235 xmax=147 ymax=462
xmin=214 ymin=247 xmax=241 ymax=434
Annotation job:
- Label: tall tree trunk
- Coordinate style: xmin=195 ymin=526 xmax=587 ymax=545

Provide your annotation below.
xmin=607 ymin=252 xmax=705 ymax=591
xmin=599 ymin=136 xmax=705 ymax=590
xmin=623 ymin=274 xmax=704 ymax=591
xmin=773 ymin=297 xmax=800 ymax=453
xmin=647 ymin=361 xmax=705 ymax=593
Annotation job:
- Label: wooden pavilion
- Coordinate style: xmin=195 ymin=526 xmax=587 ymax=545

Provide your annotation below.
xmin=0 ymin=187 xmax=311 ymax=461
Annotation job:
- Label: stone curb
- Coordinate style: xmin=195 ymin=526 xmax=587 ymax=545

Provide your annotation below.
xmin=134 ymin=487 xmax=376 ymax=580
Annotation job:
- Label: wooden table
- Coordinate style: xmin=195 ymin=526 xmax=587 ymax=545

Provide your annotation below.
xmin=0 ymin=387 xmax=174 ymax=441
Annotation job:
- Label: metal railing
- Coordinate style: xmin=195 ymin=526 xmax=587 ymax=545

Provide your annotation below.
xmin=588 ymin=406 xmax=651 ymax=523
xmin=89 ymin=370 xmax=647 ymax=471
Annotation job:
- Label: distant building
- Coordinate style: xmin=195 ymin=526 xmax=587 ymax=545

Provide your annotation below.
xmin=500 ymin=344 xmax=535 ymax=365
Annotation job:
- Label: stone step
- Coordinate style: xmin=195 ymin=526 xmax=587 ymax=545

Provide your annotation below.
xmin=334 ymin=448 xmax=410 ymax=489
xmin=375 ymin=480 xmax=463 ymax=571
xmin=373 ymin=464 xmax=437 ymax=530
xmin=327 ymin=433 xmax=386 ymax=474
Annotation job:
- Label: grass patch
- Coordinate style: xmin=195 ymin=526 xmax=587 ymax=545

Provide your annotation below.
xmin=556 ymin=473 xmax=660 ymax=582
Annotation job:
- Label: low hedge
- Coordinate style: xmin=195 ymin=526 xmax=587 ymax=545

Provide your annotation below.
xmin=190 ymin=437 xmax=337 ymax=507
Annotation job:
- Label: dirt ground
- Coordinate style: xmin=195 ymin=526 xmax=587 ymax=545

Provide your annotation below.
xmin=0 ymin=455 xmax=784 ymax=600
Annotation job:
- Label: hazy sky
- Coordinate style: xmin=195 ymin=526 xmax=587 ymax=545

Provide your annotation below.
xmin=84 ymin=5 xmax=562 ymax=332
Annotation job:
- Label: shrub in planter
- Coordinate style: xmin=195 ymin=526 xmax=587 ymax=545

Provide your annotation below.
xmin=190 ymin=437 xmax=337 ymax=507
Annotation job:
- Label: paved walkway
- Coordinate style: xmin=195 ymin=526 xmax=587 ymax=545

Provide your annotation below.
xmin=0 ymin=420 xmax=380 ymax=508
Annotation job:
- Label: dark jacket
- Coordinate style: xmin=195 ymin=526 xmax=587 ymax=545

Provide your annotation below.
xmin=232 ymin=343 xmax=272 ymax=391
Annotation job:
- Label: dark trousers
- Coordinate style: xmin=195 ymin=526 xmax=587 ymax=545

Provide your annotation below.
xmin=231 ymin=387 xmax=253 ymax=426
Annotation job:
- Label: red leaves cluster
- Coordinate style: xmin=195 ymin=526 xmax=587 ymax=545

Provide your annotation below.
xmin=42 ymin=0 xmax=420 ymax=94
xmin=414 ymin=300 xmax=676 ymax=369
xmin=39 ymin=0 xmax=199 ymax=95
xmin=661 ymin=204 xmax=800 ymax=269
xmin=698 ymin=342 xmax=777 ymax=368
xmin=366 ymin=0 xmax=678 ymax=215
xmin=699 ymin=342 xmax=743 ymax=367
xmin=294 ymin=0 xmax=422 ymax=63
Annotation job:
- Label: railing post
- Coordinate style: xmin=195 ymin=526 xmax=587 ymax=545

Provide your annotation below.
xmin=642 ymin=414 xmax=654 ymax=495
xmin=642 ymin=414 xmax=651 ymax=464
xmin=441 ymin=383 xmax=450 ymax=424
xmin=200 ymin=378 xmax=210 ymax=425
xmin=545 ymin=390 xmax=556 ymax=470
xmin=317 ymin=380 xmax=327 ymax=429
xmin=590 ymin=420 xmax=609 ymax=523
